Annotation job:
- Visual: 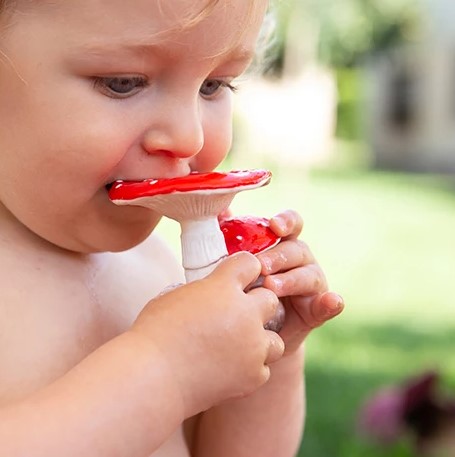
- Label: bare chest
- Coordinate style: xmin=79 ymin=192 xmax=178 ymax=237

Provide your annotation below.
xmin=0 ymin=271 xmax=191 ymax=457
xmin=0 ymin=241 xmax=180 ymax=405
xmin=0 ymin=231 xmax=190 ymax=456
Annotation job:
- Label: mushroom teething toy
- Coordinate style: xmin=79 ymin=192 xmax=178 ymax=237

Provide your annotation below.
xmin=109 ymin=169 xmax=272 ymax=281
xmin=109 ymin=169 xmax=285 ymax=331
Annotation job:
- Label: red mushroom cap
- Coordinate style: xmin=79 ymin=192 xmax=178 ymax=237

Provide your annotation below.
xmin=220 ymin=216 xmax=280 ymax=255
xmin=108 ymin=169 xmax=271 ymax=201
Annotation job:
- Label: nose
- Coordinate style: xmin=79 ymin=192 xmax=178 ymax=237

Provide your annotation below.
xmin=141 ymin=97 xmax=204 ymax=159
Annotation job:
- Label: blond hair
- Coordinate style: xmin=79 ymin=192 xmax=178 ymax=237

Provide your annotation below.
xmin=0 ymin=0 xmax=274 ymax=73
xmin=0 ymin=0 xmax=221 ymax=18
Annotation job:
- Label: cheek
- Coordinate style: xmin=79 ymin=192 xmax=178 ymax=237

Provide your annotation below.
xmin=48 ymin=97 xmax=139 ymax=174
xmin=41 ymin=115 xmax=143 ymax=190
xmin=50 ymin=119 xmax=134 ymax=183
xmin=0 ymin=91 xmax=136 ymax=189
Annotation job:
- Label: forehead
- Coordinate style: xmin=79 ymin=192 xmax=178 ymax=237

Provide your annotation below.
xmin=8 ymin=0 xmax=268 ymax=59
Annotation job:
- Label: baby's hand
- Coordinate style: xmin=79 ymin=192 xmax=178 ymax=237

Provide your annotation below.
xmin=130 ymin=252 xmax=284 ymax=418
xmin=256 ymin=210 xmax=344 ymax=354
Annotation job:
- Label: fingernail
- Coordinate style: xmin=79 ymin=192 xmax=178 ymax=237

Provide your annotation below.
xmin=272 ymin=215 xmax=287 ymax=233
xmin=329 ymin=294 xmax=345 ymax=312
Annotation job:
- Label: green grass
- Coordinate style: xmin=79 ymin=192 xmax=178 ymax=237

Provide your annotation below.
xmin=155 ymin=163 xmax=455 ymax=456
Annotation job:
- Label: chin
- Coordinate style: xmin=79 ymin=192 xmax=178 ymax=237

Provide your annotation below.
xmin=85 ymin=204 xmax=161 ymax=252
xmin=55 ymin=215 xmax=159 ymax=254
xmin=89 ymin=221 xmax=159 ymax=253
xmin=103 ymin=232 xmax=153 ymax=253
xmin=64 ymin=231 xmax=151 ymax=254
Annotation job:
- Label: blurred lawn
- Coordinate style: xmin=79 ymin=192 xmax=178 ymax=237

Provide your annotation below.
xmin=155 ymin=160 xmax=455 ymax=456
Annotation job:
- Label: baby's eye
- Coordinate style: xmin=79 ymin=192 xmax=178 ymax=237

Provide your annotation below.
xmin=94 ymin=76 xmax=148 ymax=98
xmin=199 ymin=79 xmax=237 ymax=98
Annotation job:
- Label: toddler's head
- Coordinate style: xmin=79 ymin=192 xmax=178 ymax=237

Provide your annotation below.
xmin=0 ymin=0 xmax=268 ymax=254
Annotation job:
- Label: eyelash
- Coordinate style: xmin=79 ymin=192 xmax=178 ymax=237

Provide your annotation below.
xmin=93 ymin=76 xmax=149 ymax=99
xmin=199 ymin=79 xmax=238 ymax=99
xmin=93 ymin=76 xmax=238 ymax=99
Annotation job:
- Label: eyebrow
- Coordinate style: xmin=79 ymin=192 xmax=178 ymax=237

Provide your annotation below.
xmin=77 ymin=42 xmax=161 ymax=57
xmin=73 ymin=40 xmax=255 ymax=64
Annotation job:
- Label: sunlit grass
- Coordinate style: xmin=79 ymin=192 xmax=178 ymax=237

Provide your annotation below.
xmin=155 ymin=163 xmax=455 ymax=456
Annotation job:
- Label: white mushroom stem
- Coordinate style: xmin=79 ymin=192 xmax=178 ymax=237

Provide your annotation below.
xmin=179 ymin=217 xmax=228 ymax=282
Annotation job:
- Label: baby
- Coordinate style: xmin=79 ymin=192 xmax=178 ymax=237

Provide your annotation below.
xmin=0 ymin=0 xmax=344 ymax=456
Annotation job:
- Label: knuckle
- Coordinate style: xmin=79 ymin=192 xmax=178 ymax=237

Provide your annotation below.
xmin=295 ymin=239 xmax=311 ymax=262
xmin=264 ymin=249 xmax=287 ymax=272
xmin=300 ymin=310 xmax=322 ymax=330
xmin=312 ymin=275 xmax=323 ymax=291
xmin=309 ymin=265 xmax=327 ymax=291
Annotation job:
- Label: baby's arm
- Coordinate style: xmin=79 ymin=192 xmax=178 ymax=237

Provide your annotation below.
xmin=0 ymin=332 xmax=184 ymax=457
xmin=0 ymin=253 xmax=283 ymax=457
xmin=192 ymin=210 xmax=344 ymax=457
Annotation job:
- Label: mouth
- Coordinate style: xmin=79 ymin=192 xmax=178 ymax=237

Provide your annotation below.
xmin=104 ymin=159 xmax=193 ymax=192
xmin=104 ymin=170 xmax=195 ymax=192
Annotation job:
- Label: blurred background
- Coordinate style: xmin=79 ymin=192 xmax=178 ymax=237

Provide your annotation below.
xmin=157 ymin=0 xmax=455 ymax=455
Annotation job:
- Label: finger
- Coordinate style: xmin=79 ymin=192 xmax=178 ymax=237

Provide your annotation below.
xmin=212 ymin=251 xmax=261 ymax=289
xmin=257 ymin=239 xmax=315 ymax=275
xmin=264 ymin=330 xmax=285 ymax=364
xmin=262 ymin=264 xmax=328 ymax=298
xmin=245 ymin=279 xmax=285 ymax=332
xmin=294 ymin=292 xmax=345 ymax=331
xmin=246 ymin=286 xmax=279 ymax=324
xmin=264 ymin=300 xmax=286 ymax=333
xmin=269 ymin=210 xmax=303 ymax=239
xmin=318 ymin=292 xmax=345 ymax=321
xmin=277 ymin=293 xmax=345 ymax=350
xmin=244 ymin=274 xmax=265 ymax=292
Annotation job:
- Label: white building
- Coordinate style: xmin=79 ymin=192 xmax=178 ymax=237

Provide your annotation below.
xmin=366 ymin=0 xmax=455 ymax=172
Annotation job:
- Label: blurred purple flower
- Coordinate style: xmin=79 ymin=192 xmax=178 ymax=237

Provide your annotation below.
xmin=357 ymin=371 xmax=455 ymax=455
xmin=357 ymin=385 xmax=405 ymax=444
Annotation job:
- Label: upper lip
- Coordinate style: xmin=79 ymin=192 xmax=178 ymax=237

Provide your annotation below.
xmin=105 ymin=171 xmax=193 ymax=189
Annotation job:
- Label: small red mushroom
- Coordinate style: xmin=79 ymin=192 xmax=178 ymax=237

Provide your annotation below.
xmin=219 ymin=215 xmax=281 ymax=255
xmin=109 ymin=169 xmax=272 ymax=282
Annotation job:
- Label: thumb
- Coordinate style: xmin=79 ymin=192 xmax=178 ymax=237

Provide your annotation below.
xmin=211 ymin=251 xmax=262 ymax=290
